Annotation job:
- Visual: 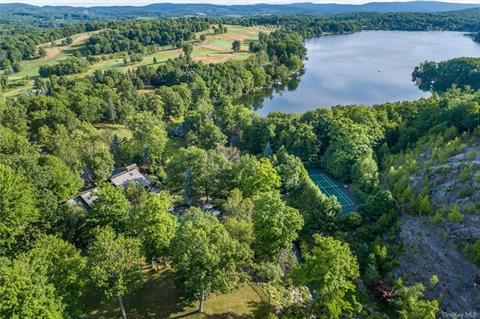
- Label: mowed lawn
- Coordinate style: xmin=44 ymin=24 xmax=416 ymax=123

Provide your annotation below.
xmin=84 ymin=265 xmax=271 ymax=319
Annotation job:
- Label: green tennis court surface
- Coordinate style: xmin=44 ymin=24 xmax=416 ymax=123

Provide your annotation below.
xmin=310 ymin=173 xmax=356 ymax=211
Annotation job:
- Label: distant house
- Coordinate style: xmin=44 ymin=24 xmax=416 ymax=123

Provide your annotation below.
xmin=69 ymin=164 xmax=153 ymax=210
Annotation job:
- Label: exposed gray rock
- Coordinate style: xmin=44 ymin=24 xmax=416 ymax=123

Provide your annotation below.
xmin=392 ymin=144 xmax=480 ymax=313
xmin=393 ymin=213 xmax=480 ymax=313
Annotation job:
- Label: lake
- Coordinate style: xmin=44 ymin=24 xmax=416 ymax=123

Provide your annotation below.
xmin=245 ymin=31 xmax=480 ymax=116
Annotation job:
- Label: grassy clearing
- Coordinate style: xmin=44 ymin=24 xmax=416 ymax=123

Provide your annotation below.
xmin=94 ymin=123 xmax=133 ymax=140
xmin=4 ymin=25 xmax=268 ymax=97
xmin=8 ymin=31 xmax=99 ymax=81
xmin=84 ymin=265 xmax=271 ymax=319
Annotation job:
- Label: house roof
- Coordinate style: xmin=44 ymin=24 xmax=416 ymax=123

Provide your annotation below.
xmin=110 ymin=164 xmax=151 ymax=188
xmin=79 ymin=187 xmax=99 ymax=208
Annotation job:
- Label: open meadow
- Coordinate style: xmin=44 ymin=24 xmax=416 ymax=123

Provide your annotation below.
xmin=3 ymin=24 xmax=268 ymax=97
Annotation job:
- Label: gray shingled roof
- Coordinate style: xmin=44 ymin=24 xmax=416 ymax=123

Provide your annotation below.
xmin=110 ymin=164 xmax=151 ymax=188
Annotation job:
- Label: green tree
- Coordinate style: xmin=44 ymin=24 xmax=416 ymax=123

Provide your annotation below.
xmin=278 ymin=122 xmax=320 ymax=161
xmin=222 ymin=188 xmax=255 ymax=220
xmin=287 ymin=178 xmax=341 ymax=233
xmin=88 ymin=227 xmax=144 ymax=319
xmin=394 ymin=281 xmax=438 ymax=319
xmin=157 ymin=86 xmax=188 ymax=118
xmin=224 ymin=217 xmax=255 ymax=246
xmin=351 ymin=155 xmax=379 ymax=194
xmin=275 ymin=148 xmax=308 ymax=192
xmin=0 ymin=75 xmax=7 ymax=92
xmin=37 ymin=155 xmax=82 ymax=202
xmin=166 ymin=147 xmax=231 ymax=203
xmin=83 ymin=141 xmax=114 ymax=183
xmin=182 ymin=42 xmax=194 ymax=60
xmin=134 ymin=193 xmax=177 ymax=264
xmin=465 ymin=237 xmax=480 ymax=265
xmin=293 ymin=235 xmax=360 ymax=318
xmin=171 ymin=210 xmax=251 ymax=313
xmin=0 ymin=164 xmax=38 ymax=256
xmin=26 ymin=235 xmax=86 ymax=317
xmin=232 ymin=40 xmax=241 ymax=52
xmin=126 ymin=112 xmax=167 ymax=167
xmin=0 ymin=256 xmax=63 ymax=318
xmin=234 ymin=155 xmax=281 ymax=197
xmin=322 ymin=118 xmax=373 ymax=181
xmin=38 ymin=47 xmax=47 ymax=57
xmin=184 ymin=110 xmax=227 ymax=149
xmin=253 ymin=192 xmax=303 ymax=260
xmin=88 ymin=183 xmax=131 ymax=233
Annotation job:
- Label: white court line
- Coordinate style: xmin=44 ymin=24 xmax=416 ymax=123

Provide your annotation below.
xmin=311 ymin=173 xmax=355 ymax=206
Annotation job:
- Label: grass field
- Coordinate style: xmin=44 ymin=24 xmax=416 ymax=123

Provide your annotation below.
xmin=3 ymin=25 xmax=267 ymax=97
xmin=84 ymin=265 xmax=271 ymax=319
xmin=8 ymin=31 xmax=100 ymax=81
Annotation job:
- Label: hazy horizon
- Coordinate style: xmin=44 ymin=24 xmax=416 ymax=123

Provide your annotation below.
xmin=1 ymin=0 xmax=479 ymax=7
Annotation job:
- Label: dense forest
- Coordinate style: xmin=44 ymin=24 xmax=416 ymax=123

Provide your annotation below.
xmin=1 ymin=7 xmax=480 ymax=319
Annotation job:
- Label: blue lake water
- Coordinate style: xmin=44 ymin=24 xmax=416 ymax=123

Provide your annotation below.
xmin=245 ymin=31 xmax=480 ymax=115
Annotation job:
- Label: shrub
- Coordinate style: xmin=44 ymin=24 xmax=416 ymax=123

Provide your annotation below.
xmin=465 ymin=238 xmax=480 ymax=266
xmin=459 ymin=187 xmax=474 ymax=198
xmin=415 ymin=194 xmax=433 ymax=215
xmin=448 ymin=205 xmax=464 ymax=223
xmin=429 ymin=275 xmax=439 ymax=289
xmin=459 ymin=164 xmax=473 ymax=183
xmin=466 ymin=150 xmax=477 ymax=161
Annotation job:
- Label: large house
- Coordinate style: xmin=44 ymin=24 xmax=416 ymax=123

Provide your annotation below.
xmin=69 ymin=164 xmax=153 ymax=210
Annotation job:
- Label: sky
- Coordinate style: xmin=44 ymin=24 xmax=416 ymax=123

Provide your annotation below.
xmin=1 ymin=0 xmax=479 ymax=6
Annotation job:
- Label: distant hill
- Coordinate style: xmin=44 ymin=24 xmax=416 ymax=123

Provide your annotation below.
xmin=1 ymin=1 xmax=480 ymax=21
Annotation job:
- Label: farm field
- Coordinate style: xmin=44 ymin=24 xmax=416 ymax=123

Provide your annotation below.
xmin=84 ymin=265 xmax=271 ymax=319
xmin=3 ymin=25 xmax=268 ymax=97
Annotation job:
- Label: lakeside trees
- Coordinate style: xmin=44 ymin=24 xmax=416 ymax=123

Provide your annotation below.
xmin=413 ymin=57 xmax=480 ymax=92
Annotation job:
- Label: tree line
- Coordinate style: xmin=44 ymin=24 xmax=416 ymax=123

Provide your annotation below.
xmin=83 ymin=18 xmax=210 ymax=55
xmin=412 ymin=57 xmax=480 ymax=93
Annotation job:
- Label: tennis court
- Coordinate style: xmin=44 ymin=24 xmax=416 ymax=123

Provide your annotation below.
xmin=310 ymin=172 xmax=356 ymax=211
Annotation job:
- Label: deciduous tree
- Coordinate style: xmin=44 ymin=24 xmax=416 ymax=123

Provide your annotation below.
xmin=0 ymin=164 xmax=38 ymax=256
xmin=171 ymin=210 xmax=251 ymax=313
xmin=292 ymin=235 xmax=360 ymax=318
xmin=253 ymin=192 xmax=303 ymax=260
xmin=88 ymin=227 xmax=143 ymax=319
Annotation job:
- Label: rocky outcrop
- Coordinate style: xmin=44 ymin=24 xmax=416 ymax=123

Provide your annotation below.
xmin=393 ymin=214 xmax=480 ymax=313
xmin=392 ymin=145 xmax=480 ymax=313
